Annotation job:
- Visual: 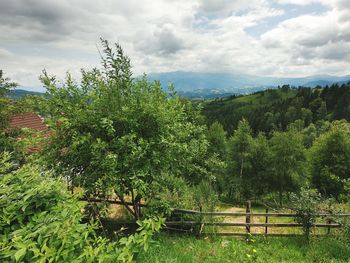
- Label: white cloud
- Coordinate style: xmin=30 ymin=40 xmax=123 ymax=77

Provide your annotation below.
xmin=0 ymin=0 xmax=349 ymax=90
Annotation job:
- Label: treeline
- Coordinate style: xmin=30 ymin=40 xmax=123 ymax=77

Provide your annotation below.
xmin=203 ymin=84 xmax=350 ymax=135
xmin=206 ymin=118 xmax=350 ymax=205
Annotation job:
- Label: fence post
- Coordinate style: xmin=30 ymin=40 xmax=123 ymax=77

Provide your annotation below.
xmin=265 ymin=208 xmax=269 ymax=235
xmin=246 ymin=201 xmax=251 ymax=234
xmin=327 ymin=218 xmax=331 ymax=235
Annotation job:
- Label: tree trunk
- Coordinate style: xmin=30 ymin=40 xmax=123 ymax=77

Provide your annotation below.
xmin=117 ymin=194 xmax=138 ymax=219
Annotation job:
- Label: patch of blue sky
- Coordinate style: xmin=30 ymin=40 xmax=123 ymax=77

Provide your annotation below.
xmin=245 ymin=2 xmax=330 ymax=38
xmin=192 ymin=13 xmax=222 ymax=32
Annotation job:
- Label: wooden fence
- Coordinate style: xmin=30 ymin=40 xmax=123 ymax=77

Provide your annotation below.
xmin=168 ymin=202 xmax=350 ymax=236
xmin=81 ymin=198 xmax=350 ymax=237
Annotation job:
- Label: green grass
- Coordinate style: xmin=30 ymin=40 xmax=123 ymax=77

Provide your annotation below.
xmin=137 ymin=234 xmax=350 ymax=262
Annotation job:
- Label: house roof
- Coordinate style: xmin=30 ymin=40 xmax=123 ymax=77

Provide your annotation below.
xmin=9 ymin=112 xmax=48 ymax=132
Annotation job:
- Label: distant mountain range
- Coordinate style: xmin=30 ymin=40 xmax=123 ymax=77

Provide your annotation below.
xmin=146 ymin=71 xmax=350 ymax=99
xmin=13 ymin=72 xmax=350 ymax=99
xmin=9 ymin=89 xmax=44 ymax=99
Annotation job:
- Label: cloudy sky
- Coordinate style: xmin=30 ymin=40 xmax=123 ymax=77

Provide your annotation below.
xmin=1 ymin=0 xmax=350 ymax=91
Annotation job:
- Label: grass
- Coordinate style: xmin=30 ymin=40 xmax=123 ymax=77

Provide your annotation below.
xmin=137 ymin=233 xmax=350 ymax=262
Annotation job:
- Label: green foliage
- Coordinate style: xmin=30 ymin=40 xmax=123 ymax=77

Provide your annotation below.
xmin=227 ymin=119 xmax=254 ymax=200
xmin=290 ymin=188 xmax=322 ymax=239
xmin=221 ymin=119 xmax=307 ymax=202
xmin=248 ymin=133 xmax=271 ymax=197
xmin=41 ymin=39 xmax=212 ymax=219
xmin=193 ymin=180 xmax=218 ymax=212
xmin=203 ymin=84 xmax=350 ymax=135
xmin=205 ymin=122 xmax=227 ymax=196
xmin=0 ymin=153 xmax=119 ymax=262
xmin=0 ymin=152 xmax=164 ymax=262
xmin=0 ymin=71 xmax=17 ymax=153
xmin=206 ymin=121 xmax=227 ymax=158
xmin=0 ymin=71 xmax=38 ymax=161
xmin=270 ymin=130 xmax=305 ymax=205
xmin=137 ymin=234 xmax=350 ymax=262
xmin=0 ymin=70 xmax=17 ymax=127
xmin=310 ymin=121 xmax=350 ymax=199
xmin=118 ymin=217 xmax=165 ymax=262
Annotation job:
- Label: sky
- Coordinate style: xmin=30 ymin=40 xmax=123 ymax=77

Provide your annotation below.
xmin=1 ymin=0 xmax=350 ymax=91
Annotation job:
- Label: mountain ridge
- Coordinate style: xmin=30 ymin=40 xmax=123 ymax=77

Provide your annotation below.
xmin=15 ymin=72 xmax=350 ymax=99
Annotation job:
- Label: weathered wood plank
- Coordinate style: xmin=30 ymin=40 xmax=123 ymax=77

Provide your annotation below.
xmin=164 ymin=221 xmax=341 ymax=228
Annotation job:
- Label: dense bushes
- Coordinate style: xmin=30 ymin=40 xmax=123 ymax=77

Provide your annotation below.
xmin=0 ymin=152 xmax=164 ymax=262
xmin=0 ymin=153 xmax=118 ymax=262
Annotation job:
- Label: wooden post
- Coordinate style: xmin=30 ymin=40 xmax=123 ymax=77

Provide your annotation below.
xmin=246 ymin=201 xmax=251 ymax=233
xmin=327 ymin=218 xmax=331 ymax=235
xmin=265 ymin=208 xmax=269 ymax=235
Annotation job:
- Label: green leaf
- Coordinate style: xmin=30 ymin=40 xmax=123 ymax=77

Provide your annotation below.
xmin=14 ymin=248 xmax=26 ymax=262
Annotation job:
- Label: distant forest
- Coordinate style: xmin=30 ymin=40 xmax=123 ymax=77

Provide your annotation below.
xmin=203 ymin=83 xmax=350 ymax=135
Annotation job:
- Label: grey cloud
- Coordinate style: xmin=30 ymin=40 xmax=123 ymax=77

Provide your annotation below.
xmin=0 ymin=48 xmax=13 ymax=59
xmin=298 ymin=33 xmax=333 ymax=47
xmin=0 ymin=0 xmax=126 ymax=42
xmin=136 ymin=25 xmax=185 ymax=56
xmin=197 ymin=0 xmax=261 ymax=17
xmin=320 ymin=41 xmax=350 ymax=60
xmin=335 ymin=0 xmax=350 ymax=9
xmin=0 ymin=0 xmax=74 ymax=36
xmin=295 ymin=47 xmax=318 ymax=60
xmin=1 ymin=0 xmax=350 ymax=88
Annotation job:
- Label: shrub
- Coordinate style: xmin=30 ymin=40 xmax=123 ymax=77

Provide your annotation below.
xmin=290 ymin=188 xmax=321 ymax=239
xmin=0 ymin=152 xmax=163 ymax=262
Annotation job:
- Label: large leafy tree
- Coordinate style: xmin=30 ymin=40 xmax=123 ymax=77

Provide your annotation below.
xmin=269 ymin=129 xmax=305 ymax=205
xmin=41 ymin=39 xmax=211 ymax=219
xmin=310 ymin=121 xmax=350 ymax=199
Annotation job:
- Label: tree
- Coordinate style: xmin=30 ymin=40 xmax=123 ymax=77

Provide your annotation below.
xmin=0 ymin=70 xmax=17 ymax=130
xmin=227 ymin=119 xmax=254 ymax=200
xmin=310 ymin=121 xmax=350 ymax=199
xmin=41 ymin=39 xmax=211 ymax=219
xmin=270 ymin=130 xmax=305 ymax=205
xmin=207 ymin=121 xmax=227 ymax=158
xmin=0 ymin=71 xmax=18 ymax=154
xmin=249 ymin=133 xmax=271 ymax=198
xmin=206 ymin=121 xmax=227 ymax=195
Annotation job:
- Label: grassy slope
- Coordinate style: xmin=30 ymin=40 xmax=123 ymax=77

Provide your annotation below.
xmin=138 ymin=203 xmax=350 ymax=262
xmin=138 ymin=234 xmax=350 ymax=262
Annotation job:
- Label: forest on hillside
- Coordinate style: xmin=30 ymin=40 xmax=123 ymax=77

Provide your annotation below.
xmin=203 ymin=83 xmax=350 ymax=135
xmin=1 ymin=41 xmax=350 ymax=262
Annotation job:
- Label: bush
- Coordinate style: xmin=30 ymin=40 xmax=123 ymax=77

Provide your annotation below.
xmin=290 ymin=188 xmax=321 ymax=239
xmin=0 ymin=152 xmax=163 ymax=262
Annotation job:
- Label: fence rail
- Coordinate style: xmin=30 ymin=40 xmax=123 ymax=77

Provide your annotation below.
xmin=170 ymin=201 xmax=350 ymax=236
xmin=81 ymin=198 xmax=350 ymax=236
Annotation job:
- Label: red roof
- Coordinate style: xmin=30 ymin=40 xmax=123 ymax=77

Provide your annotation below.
xmin=9 ymin=112 xmax=48 ymax=132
